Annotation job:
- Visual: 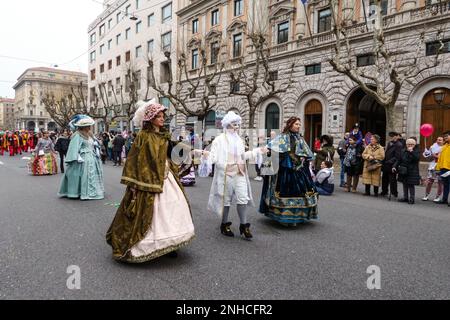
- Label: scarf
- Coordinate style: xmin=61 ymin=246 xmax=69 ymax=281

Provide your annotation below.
xmin=344 ymin=145 xmax=356 ymax=167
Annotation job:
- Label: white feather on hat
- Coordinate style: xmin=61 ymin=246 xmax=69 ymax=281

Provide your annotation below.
xmin=133 ymin=99 xmax=156 ymax=128
xmin=221 ymin=111 xmax=242 ymax=129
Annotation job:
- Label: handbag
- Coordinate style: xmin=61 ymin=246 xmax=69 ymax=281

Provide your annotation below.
xmin=367 ymin=159 xmax=382 ymax=172
xmin=398 ymin=165 xmax=407 ymax=176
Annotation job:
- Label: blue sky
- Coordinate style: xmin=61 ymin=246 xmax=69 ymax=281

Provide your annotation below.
xmin=0 ymin=0 xmax=104 ymax=98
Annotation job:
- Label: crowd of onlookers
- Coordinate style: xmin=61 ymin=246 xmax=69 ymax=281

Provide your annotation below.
xmin=97 ymin=131 xmax=136 ymax=166
xmin=332 ymin=124 xmax=450 ymax=206
xmin=3 ymin=124 xmax=449 ymax=207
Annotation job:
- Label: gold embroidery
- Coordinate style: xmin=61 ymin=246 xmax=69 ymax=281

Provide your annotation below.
xmin=121 ymin=176 xmax=162 ymax=189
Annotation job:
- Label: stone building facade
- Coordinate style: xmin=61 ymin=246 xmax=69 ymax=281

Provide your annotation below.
xmin=176 ymin=0 xmax=450 ymax=148
xmin=13 ymin=67 xmax=87 ymax=132
xmin=0 ymin=98 xmax=15 ymax=129
xmin=88 ymin=0 xmax=178 ymax=132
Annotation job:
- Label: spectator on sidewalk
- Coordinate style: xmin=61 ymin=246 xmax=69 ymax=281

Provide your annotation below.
xmin=381 ymin=132 xmax=404 ymax=198
xmin=362 ymin=134 xmax=385 ymax=197
xmin=337 ymin=132 xmax=350 ymax=187
xmin=395 ymin=138 xmax=421 ymax=205
xmin=436 ymin=131 xmax=450 ymax=206
xmin=422 ymin=136 xmax=444 ymax=202
xmin=112 ymin=132 xmax=125 ymax=166
xmin=313 ymin=160 xmax=335 ymax=196
xmin=54 ymin=129 xmax=71 ymax=173
xmin=350 ymin=123 xmax=364 ymax=147
xmin=313 ymin=135 xmax=335 ymax=174
xmin=343 ymin=135 xmax=364 ymax=193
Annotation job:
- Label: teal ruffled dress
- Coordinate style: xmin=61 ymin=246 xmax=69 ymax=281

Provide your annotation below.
xmin=58 ymin=132 xmax=104 ymax=200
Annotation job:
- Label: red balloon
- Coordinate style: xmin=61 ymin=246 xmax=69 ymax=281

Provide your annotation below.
xmin=420 ymin=123 xmax=434 ymax=137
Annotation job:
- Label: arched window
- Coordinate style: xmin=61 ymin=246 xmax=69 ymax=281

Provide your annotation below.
xmin=205 ymin=110 xmax=216 ymax=129
xmin=265 ymin=103 xmax=280 ymax=134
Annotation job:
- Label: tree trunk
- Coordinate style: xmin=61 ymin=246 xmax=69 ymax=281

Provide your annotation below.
xmin=384 ymin=104 xmax=397 ymax=142
xmin=248 ymin=106 xmax=256 ymax=129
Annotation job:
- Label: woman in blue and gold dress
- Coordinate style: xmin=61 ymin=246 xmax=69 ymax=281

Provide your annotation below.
xmin=259 ymin=117 xmax=318 ymax=226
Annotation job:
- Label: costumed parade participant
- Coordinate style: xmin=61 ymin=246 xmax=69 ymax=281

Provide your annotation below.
xmin=180 ymin=161 xmax=196 ymax=186
xmin=0 ymin=131 xmax=5 ymax=156
xmin=259 ymin=117 xmax=318 ymax=226
xmin=7 ymin=132 xmax=14 ymax=156
xmin=22 ymin=131 xmax=29 ymax=153
xmin=13 ymin=131 xmax=21 ymax=155
xmin=106 ymin=100 xmax=195 ymax=263
xmin=28 ymin=132 xmax=35 ymax=151
xmin=200 ymin=111 xmax=267 ymax=240
xmin=58 ymin=115 xmax=104 ymax=200
xmin=30 ymin=131 xmax=58 ymax=175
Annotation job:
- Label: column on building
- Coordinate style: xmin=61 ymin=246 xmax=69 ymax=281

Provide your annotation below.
xmin=342 ymin=0 xmax=355 ymax=25
xmin=296 ymin=1 xmax=307 ymax=38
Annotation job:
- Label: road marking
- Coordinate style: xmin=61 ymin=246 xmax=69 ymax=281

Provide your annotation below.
xmin=0 ymin=161 xmax=4 ymax=165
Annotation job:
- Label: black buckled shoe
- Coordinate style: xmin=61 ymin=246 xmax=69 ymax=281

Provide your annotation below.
xmin=239 ymin=223 xmax=253 ymax=240
xmin=220 ymin=222 xmax=234 ymax=237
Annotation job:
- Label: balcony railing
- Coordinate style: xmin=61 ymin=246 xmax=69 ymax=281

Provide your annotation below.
xmin=296 ymin=1 xmax=450 ymax=51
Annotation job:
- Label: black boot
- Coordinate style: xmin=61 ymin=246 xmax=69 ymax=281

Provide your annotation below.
xmin=374 ymin=187 xmax=379 ymax=197
xmin=364 ymin=185 xmax=371 ymax=196
xmin=220 ymin=222 xmax=234 ymax=237
xmin=239 ymin=223 xmax=253 ymax=240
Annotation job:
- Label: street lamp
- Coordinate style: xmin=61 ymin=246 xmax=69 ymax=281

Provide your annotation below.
xmin=433 ymin=88 xmax=446 ymax=106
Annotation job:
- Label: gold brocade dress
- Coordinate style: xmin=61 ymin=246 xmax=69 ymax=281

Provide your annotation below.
xmin=106 ymin=129 xmax=195 ymax=263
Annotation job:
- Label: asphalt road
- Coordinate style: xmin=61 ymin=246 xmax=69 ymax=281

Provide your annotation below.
xmin=0 ymin=154 xmax=449 ymax=300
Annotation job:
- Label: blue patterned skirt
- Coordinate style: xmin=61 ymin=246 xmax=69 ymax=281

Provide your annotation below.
xmin=259 ymin=165 xmax=318 ymax=224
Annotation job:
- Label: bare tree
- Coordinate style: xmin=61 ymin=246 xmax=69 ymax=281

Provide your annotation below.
xmin=328 ymin=0 xmax=445 ymax=136
xmin=89 ymin=79 xmax=123 ymax=132
xmin=122 ymin=62 xmax=141 ymax=129
xmin=227 ymin=0 xmax=298 ymax=129
xmin=147 ymin=38 xmax=225 ymax=131
xmin=41 ymin=82 xmax=88 ymax=129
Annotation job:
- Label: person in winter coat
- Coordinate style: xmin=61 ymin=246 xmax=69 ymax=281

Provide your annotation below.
xmin=380 ymin=132 xmax=404 ymax=198
xmin=54 ymin=130 xmax=71 ymax=173
xmin=112 ymin=133 xmax=125 ymax=166
xmin=314 ymin=134 xmax=335 ymax=173
xmin=343 ymin=135 xmax=364 ymax=193
xmin=394 ymin=138 xmax=421 ymax=204
xmin=337 ymin=132 xmax=350 ymax=187
xmin=362 ymin=134 xmax=385 ymax=196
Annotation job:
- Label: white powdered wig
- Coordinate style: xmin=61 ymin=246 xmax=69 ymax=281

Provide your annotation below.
xmin=133 ymin=99 xmax=156 ymax=128
xmin=221 ymin=111 xmax=242 ymax=129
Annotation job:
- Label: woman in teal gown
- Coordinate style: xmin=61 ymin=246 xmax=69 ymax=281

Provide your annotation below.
xmin=58 ymin=115 xmax=104 ymax=200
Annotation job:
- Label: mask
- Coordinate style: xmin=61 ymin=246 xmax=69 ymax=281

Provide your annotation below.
xmin=227 ymin=122 xmax=240 ymax=132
